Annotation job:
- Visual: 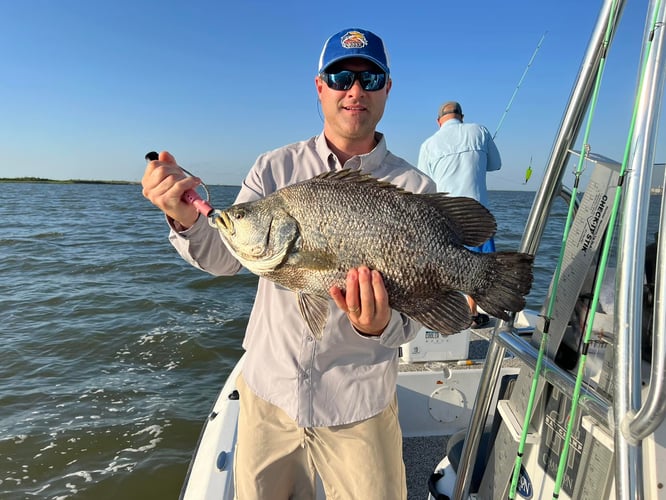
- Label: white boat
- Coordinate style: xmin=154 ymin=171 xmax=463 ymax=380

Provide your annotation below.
xmin=180 ymin=0 xmax=666 ymax=498
xmin=179 ymin=316 xmax=531 ymax=500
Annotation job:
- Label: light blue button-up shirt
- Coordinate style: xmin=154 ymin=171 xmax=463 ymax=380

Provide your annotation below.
xmin=167 ymin=132 xmax=436 ymax=427
xmin=417 ymin=118 xmax=501 ymax=208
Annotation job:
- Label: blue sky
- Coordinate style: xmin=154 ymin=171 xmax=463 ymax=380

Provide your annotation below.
xmin=1 ymin=1 xmax=663 ymax=191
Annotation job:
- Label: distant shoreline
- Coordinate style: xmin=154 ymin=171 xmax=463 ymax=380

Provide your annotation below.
xmin=0 ymin=177 xmax=239 ymax=188
xmin=0 ymin=178 xmax=138 ymax=185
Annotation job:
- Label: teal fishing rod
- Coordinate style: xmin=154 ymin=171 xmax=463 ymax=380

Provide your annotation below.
xmin=493 ymin=31 xmax=547 ymax=140
xmin=551 ymin=3 xmax=663 ymax=497
xmin=506 ymin=3 xmax=619 ymax=498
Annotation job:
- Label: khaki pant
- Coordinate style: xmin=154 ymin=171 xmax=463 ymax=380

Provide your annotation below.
xmin=234 ymin=374 xmax=406 ymax=500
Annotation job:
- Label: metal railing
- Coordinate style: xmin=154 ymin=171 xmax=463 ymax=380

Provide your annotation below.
xmin=451 ymin=0 xmax=666 ymax=498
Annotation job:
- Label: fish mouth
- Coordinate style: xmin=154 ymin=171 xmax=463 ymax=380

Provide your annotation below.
xmin=213 ymin=210 xmax=234 ymax=235
xmin=212 ymin=209 xmax=273 ymax=260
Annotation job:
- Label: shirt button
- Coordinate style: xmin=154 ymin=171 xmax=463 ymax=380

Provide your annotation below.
xmin=307 ymin=336 xmax=314 ymax=342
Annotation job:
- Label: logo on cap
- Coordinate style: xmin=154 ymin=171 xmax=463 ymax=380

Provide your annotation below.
xmin=340 ymin=31 xmax=368 ymax=49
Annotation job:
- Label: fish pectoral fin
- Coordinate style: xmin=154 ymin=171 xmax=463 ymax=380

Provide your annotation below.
xmin=297 ymin=293 xmax=329 ymax=340
xmin=288 ymin=250 xmax=338 ymax=271
xmin=408 ymin=292 xmax=472 ymax=336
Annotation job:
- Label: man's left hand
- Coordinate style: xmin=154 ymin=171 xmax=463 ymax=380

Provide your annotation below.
xmin=330 ymin=266 xmax=391 ymax=336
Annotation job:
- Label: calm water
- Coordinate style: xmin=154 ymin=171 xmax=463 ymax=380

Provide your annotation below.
xmin=0 ymin=183 xmax=657 ymax=499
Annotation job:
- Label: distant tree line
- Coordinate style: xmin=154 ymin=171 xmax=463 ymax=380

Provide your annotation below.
xmin=0 ymin=177 xmax=136 ymax=185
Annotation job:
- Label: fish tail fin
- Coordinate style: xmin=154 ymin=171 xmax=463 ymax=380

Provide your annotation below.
xmin=475 ymin=252 xmax=534 ymax=320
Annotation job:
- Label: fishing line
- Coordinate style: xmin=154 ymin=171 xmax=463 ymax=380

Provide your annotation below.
xmin=492 ymin=32 xmax=546 ymax=190
xmin=506 ymin=2 xmax=620 ymax=498
xmin=551 ymin=3 xmax=663 ymax=497
xmin=493 ymin=31 xmax=548 ymax=141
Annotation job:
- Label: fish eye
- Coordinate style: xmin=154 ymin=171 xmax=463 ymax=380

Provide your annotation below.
xmin=233 ymin=209 xmax=245 ymax=220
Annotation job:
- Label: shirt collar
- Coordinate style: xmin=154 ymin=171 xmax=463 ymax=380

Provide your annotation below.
xmin=441 ymin=118 xmax=462 ymax=127
xmin=315 ymin=132 xmax=388 ymax=172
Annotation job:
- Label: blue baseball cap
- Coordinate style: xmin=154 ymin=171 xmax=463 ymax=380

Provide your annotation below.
xmin=318 ymin=28 xmax=390 ymax=74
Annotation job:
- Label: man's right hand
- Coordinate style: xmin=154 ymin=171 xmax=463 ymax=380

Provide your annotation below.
xmin=141 ymin=151 xmax=201 ymax=230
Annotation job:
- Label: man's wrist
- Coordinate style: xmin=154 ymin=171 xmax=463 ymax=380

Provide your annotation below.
xmin=168 ymin=215 xmax=198 ymax=232
xmin=172 ymin=219 xmax=190 ymax=232
xmin=353 ymin=318 xmax=390 ymax=338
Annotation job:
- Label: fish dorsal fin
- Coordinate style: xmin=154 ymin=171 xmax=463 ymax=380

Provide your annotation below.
xmin=421 ymin=193 xmax=497 ymax=248
xmin=297 ymin=293 xmax=329 ymax=340
xmin=313 ymin=168 xmax=408 ymax=192
xmin=312 ymin=169 xmax=496 ymax=247
xmin=316 ymin=168 xmax=497 ymax=246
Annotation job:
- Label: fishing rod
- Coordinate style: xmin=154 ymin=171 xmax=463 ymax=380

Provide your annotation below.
xmin=505 ymin=13 xmax=612 ymax=498
xmin=493 ymin=31 xmax=548 ymax=140
xmin=550 ymin=2 xmax=664 ymax=496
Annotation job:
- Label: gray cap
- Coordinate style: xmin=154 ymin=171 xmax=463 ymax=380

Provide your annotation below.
xmin=438 ymin=101 xmax=463 ymax=118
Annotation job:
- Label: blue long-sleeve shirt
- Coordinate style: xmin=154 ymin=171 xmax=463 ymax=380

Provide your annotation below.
xmin=417 ymin=118 xmax=501 ymax=208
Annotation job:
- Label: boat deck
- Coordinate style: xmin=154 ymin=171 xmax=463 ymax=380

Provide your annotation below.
xmin=404 ymin=435 xmax=449 ymax=499
xmin=398 ymin=323 xmax=517 ymax=499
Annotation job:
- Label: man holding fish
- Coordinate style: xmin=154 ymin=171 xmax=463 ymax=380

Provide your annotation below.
xmin=143 ymin=28 xmax=436 ymax=499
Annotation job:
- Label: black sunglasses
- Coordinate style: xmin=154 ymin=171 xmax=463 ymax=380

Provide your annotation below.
xmin=319 ymin=70 xmax=387 ymax=91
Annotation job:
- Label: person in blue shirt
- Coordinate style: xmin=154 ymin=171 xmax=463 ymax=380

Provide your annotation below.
xmin=417 ymin=101 xmax=502 ymax=328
